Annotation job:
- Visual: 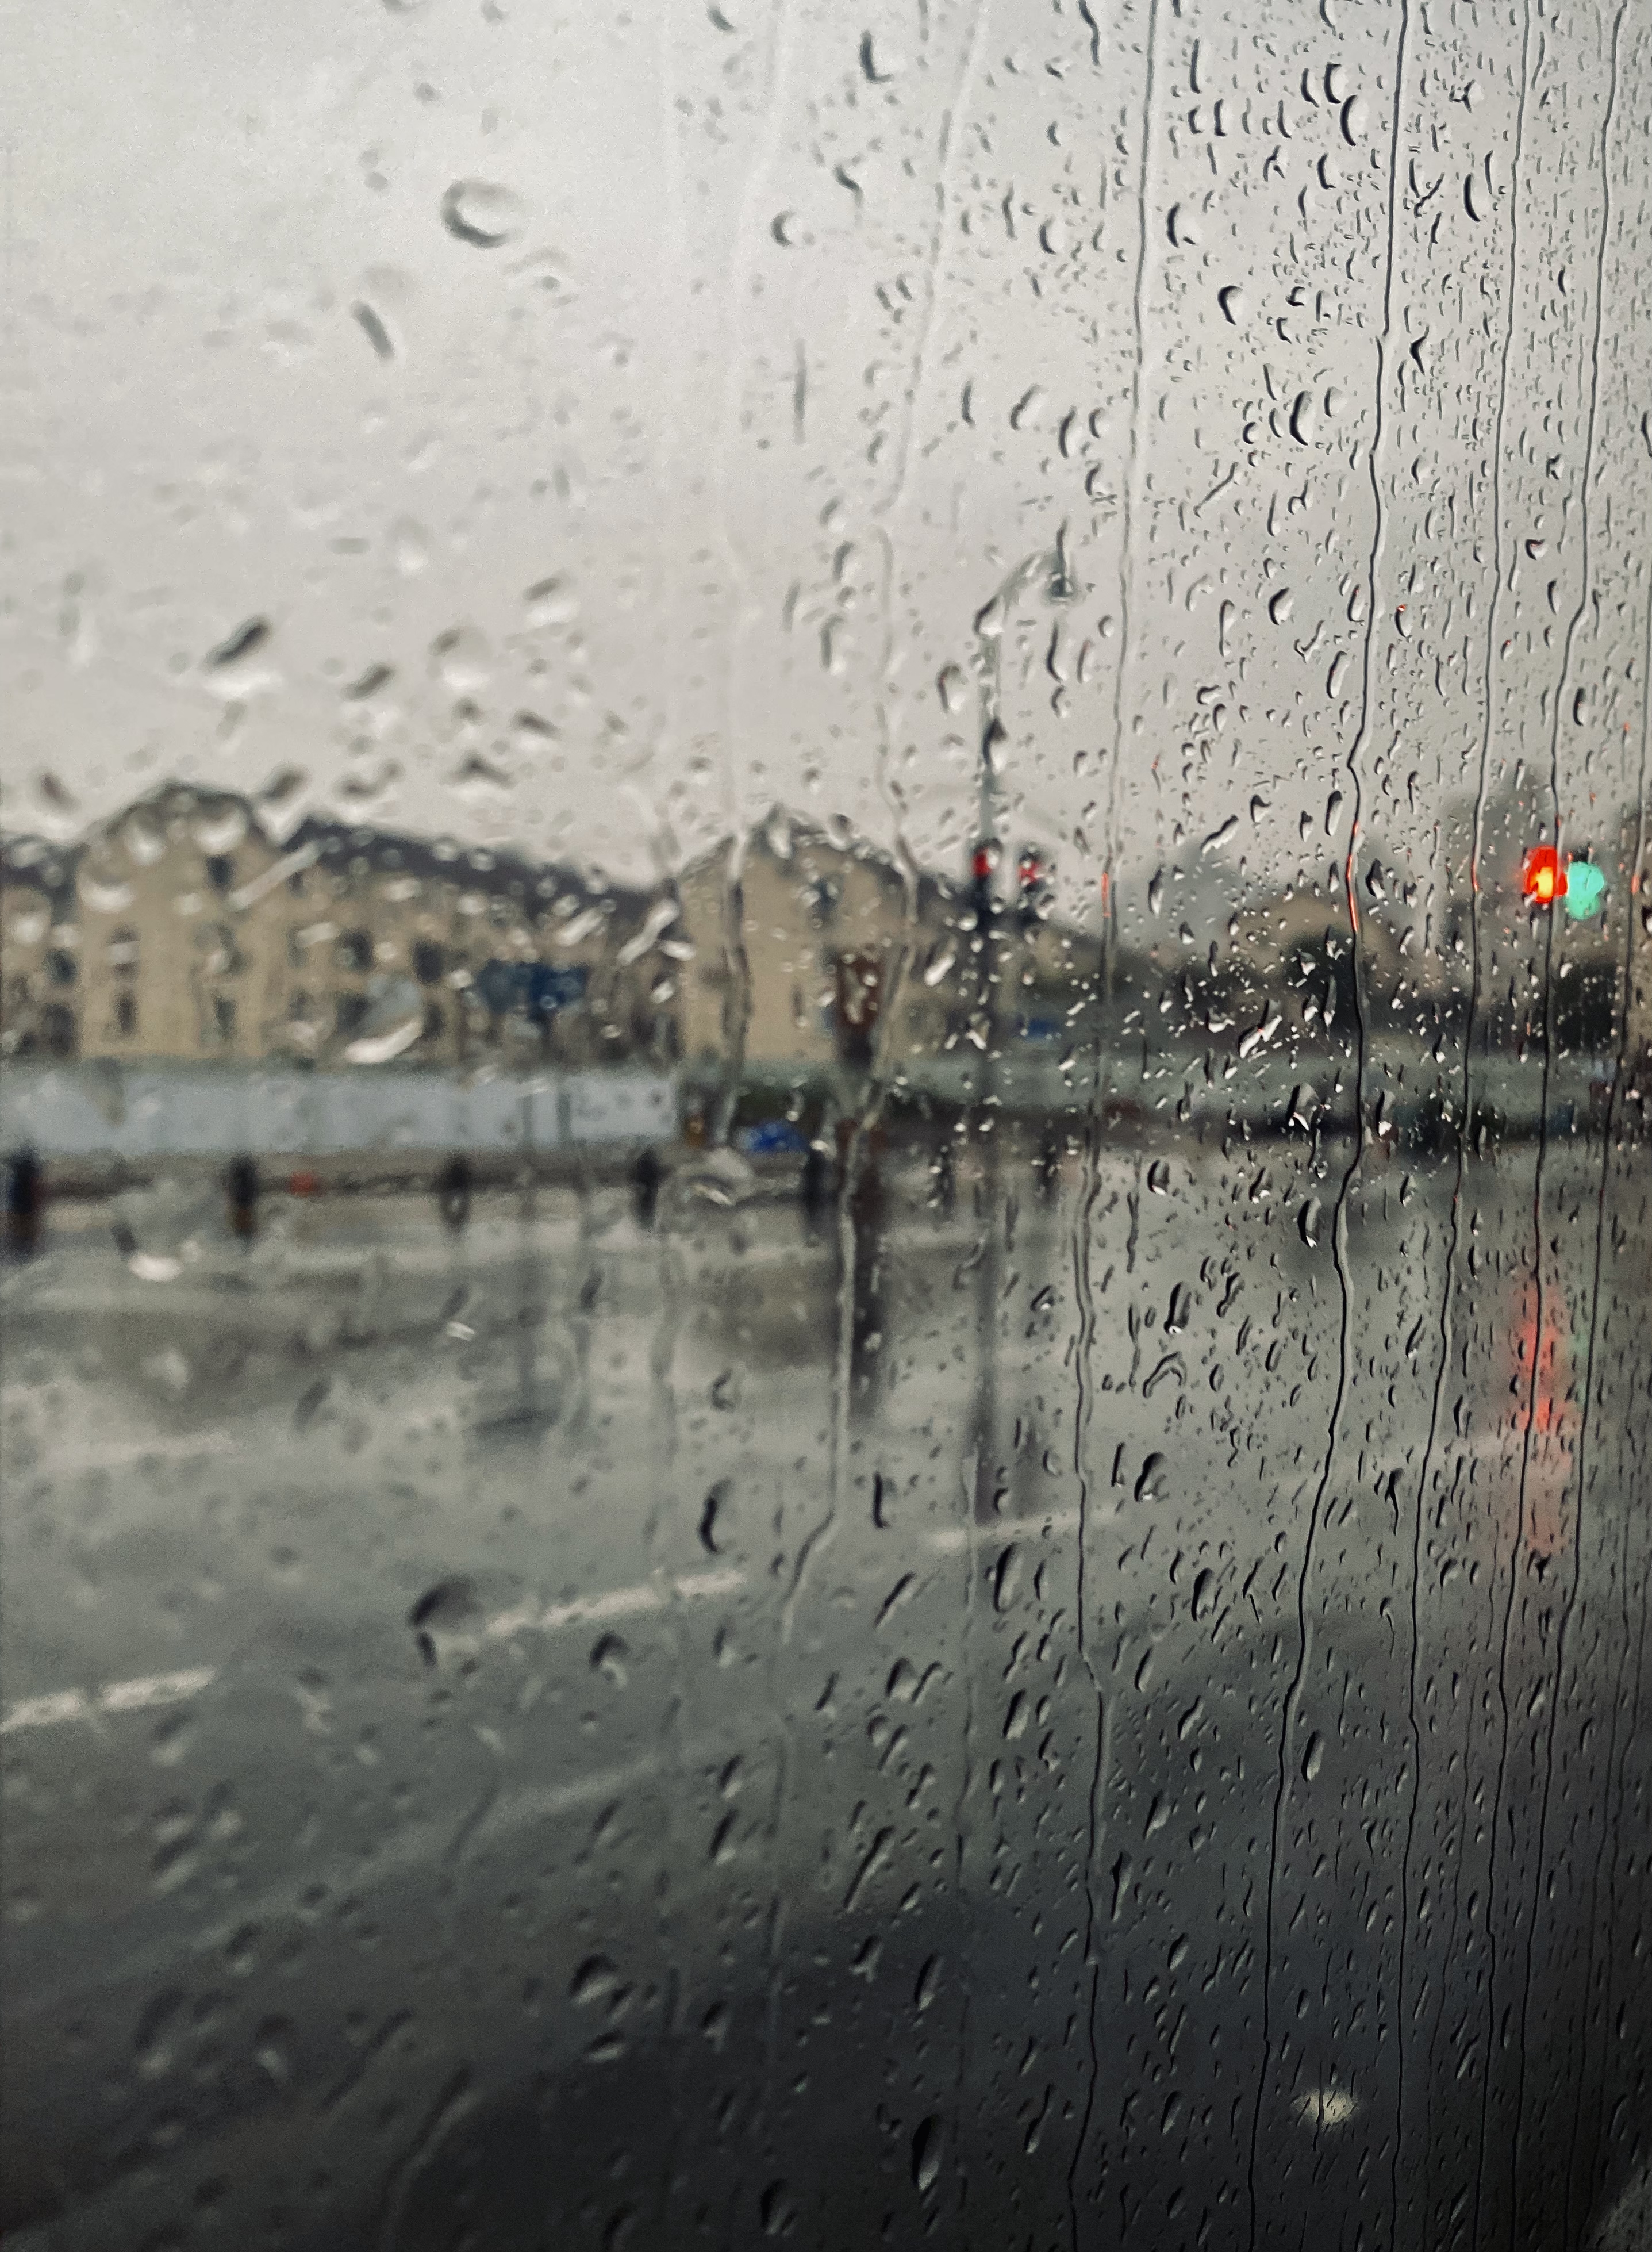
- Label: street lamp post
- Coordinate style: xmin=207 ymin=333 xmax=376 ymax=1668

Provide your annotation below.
xmin=967 ymin=533 xmax=1079 ymax=1521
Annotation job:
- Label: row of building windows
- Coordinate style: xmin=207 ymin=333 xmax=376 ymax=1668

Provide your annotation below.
xmin=22 ymin=929 xmax=450 ymax=995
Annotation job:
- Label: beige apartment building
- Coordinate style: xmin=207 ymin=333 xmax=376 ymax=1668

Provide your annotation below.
xmin=2 ymin=789 xmax=1082 ymax=1117
xmin=676 ymin=813 xmax=941 ymax=1082
xmin=0 ymin=789 xmax=1106 ymax=1099
xmin=674 ymin=810 xmax=1103 ymax=1107
xmin=2 ymin=785 xmax=679 ymax=1074
xmin=12 ymin=787 xmax=1632 ymax=1124
xmin=0 ymin=849 xmax=78 ymax=1062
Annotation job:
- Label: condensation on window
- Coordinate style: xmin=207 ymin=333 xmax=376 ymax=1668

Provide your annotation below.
xmin=2 ymin=4 xmax=1650 ymax=2249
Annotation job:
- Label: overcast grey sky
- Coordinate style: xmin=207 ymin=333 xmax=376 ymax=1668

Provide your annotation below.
xmin=6 ymin=0 xmax=1647 ymax=930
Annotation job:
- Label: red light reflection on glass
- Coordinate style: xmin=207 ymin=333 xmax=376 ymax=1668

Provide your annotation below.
xmin=1522 ymin=845 xmax=1565 ymax=905
xmin=1508 ymin=1274 xmax=1576 ymax=1564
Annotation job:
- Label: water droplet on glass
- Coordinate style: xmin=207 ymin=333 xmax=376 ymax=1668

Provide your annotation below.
xmin=409 ymin=1578 xmax=482 ymax=1669
xmin=912 ymin=2116 xmax=945 ymax=2193
xmin=440 ymin=179 xmax=525 ymax=249
xmin=859 ymin=31 xmax=899 ymax=81
xmin=431 ymin=624 xmax=492 ymax=695
xmin=341 ymin=975 xmax=424 ymax=1065
xmin=202 ymin=617 xmax=281 ymax=699
xmin=992 ymin=1543 xmax=1022 ymax=1612
xmin=914 ymin=1954 xmax=942 ymax=2012
xmin=759 ymin=2180 xmax=796 ymax=2237
xmin=252 ymin=2016 xmax=293 ymax=2085
xmin=591 ymin=1633 xmax=630 ymax=1686
xmin=698 ymin=1486 xmax=725 ymax=1555
xmin=526 ymin=575 xmax=578 ymax=628
xmin=134 ymin=1990 xmax=186 ymax=2080
xmin=79 ymin=866 xmax=135 ymax=915
xmin=570 ymin=1955 xmax=621 ymax=2007
xmin=352 ymin=301 xmax=396 ymax=361
xmin=204 ymin=617 xmax=270 ymax=672
xmin=391 ymin=517 xmax=431 ymax=577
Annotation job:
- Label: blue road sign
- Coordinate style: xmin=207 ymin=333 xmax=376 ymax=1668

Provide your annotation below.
xmin=476 ymin=960 xmax=590 ymax=1018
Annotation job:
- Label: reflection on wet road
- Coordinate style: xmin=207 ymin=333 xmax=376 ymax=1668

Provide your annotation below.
xmin=3 ymin=1125 xmax=1650 ymax=2251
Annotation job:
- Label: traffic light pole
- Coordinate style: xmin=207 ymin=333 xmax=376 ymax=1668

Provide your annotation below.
xmin=969 ymin=536 xmax=1078 ymax=1521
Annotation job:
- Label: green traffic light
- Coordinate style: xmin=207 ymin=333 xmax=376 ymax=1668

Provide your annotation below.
xmin=1563 ymin=858 xmax=1607 ymax=920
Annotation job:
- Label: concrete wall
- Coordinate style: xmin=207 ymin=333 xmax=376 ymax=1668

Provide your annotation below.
xmin=0 ymin=1062 xmax=675 ymax=1160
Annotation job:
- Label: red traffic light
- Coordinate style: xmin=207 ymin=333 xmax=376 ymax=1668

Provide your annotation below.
xmin=971 ymin=839 xmax=1000 ymax=883
xmin=1522 ymin=845 xmax=1565 ymax=906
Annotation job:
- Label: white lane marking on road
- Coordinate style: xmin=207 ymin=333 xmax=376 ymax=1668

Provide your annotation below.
xmin=675 ymin=1566 xmax=746 ymax=1600
xmin=927 ymin=1509 xmax=1082 ymax=1556
xmin=3 ymin=1574 xmax=751 ymax=1738
xmin=98 ymin=1666 xmax=217 ymax=1714
xmin=1 ymin=1666 xmax=216 ymax=1736
xmin=0 ymin=1690 xmax=91 ymax=1733
xmin=47 ymin=1433 xmax=238 ymax=1474
xmin=485 ymin=1564 xmax=747 ymax=1644
xmin=480 ymin=1523 xmax=1075 ymax=1651
xmin=0 ymin=1467 xmax=1466 ymax=1742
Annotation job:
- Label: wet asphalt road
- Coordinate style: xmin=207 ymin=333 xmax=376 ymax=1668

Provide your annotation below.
xmin=3 ymin=1123 xmax=1650 ymax=2251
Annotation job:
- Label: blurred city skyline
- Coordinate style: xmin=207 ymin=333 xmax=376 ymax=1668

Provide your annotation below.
xmin=6 ymin=768 xmax=1635 ymax=1106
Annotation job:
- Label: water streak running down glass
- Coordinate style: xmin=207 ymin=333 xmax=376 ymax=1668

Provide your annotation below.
xmin=3 ymin=2 xmax=1651 ymax=2248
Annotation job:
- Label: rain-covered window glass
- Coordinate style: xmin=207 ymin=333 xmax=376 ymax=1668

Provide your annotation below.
xmin=3 ymin=3 xmax=1650 ymax=2249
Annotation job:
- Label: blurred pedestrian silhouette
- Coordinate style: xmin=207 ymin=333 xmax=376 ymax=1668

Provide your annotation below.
xmin=931 ymin=1135 xmax=957 ymax=1219
xmin=800 ymin=1141 xmax=833 ymax=1232
xmin=847 ymin=1129 xmax=888 ymax=1414
xmin=1035 ymin=1124 xmax=1062 ymax=1204
xmin=226 ymin=1154 xmax=259 ymax=1240
xmin=437 ymin=1154 xmax=472 ymax=1234
xmin=632 ymin=1145 xmax=662 ymax=1229
xmin=5 ymin=1149 xmax=43 ymax=1257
